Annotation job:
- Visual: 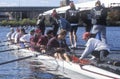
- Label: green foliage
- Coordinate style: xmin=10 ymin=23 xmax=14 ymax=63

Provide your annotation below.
xmin=107 ymin=9 xmax=120 ymax=26
xmin=0 ymin=19 xmax=37 ymax=26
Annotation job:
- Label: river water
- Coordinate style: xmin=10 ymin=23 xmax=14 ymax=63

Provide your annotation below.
xmin=0 ymin=26 xmax=120 ymax=79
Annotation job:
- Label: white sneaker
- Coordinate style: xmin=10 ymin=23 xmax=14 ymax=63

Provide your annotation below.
xmin=71 ymin=44 xmax=74 ymax=48
xmin=74 ymin=42 xmax=77 ymax=48
xmin=90 ymin=56 xmax=96 ymax=60
xmin=69 ymin=45 xmax=74 ymax=49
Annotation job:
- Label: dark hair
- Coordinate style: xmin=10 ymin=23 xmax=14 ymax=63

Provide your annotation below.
xmin=20 ymin=28 xmax=25 ymax=33
xmin=90 ymin=34 xmax=96 ymax=38
xmin=59 ymin=30 xmax=67 ymax=35
xmin=95 ymin=0 xmax=101 ymax=6
xmin=69 ymin=1 xmax=76 ymax=10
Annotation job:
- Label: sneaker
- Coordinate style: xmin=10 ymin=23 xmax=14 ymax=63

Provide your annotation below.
xmin=90 ymin=56 xmax=96 ymax=60
xmin=74 ymin=42 xmax=77 ymax=48
xmin=69 ymin=44 xmax=74 ymax=48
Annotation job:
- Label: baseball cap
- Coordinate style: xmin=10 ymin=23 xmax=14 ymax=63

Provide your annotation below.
xmin=82 ymin=32 xmax=91 ymax=40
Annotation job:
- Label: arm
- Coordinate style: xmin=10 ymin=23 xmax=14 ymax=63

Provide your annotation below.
xmin=30 ymin=37 xmax=36 ymax=47
xmin=65 ymin=10 xmax=69 ymax=21
xmin=80 ymin=39 xmax=94 ymax=59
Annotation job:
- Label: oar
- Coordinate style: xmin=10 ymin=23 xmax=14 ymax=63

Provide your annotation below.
xmin=0 ymin=46 xmax=29 ymax=53
xmin=0 ymin=43 xmax=17 ymax=47
xmin=0 ymin=40 xmax=9 ymax=43
xmin=0 ymin=44 xmax=7 ymax=47
xmin=0 ymin=53 xmax=44 ymax=65
xmin=0 ymin=43 xmax=12 ymax=47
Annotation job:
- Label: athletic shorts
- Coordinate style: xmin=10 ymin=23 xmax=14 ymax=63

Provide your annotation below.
xmin=70 ymin=26 xmax=78 ymax=33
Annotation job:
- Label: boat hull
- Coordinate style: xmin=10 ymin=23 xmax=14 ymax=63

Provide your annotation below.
xmin=9 ymin=45 xmax=120 ymax=79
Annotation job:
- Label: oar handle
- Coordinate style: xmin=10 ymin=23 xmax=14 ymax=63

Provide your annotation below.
xmin=0 ymin=46 xmax=29 ymax=53
xmin=0 ymin=43 xmax=16 ymax=47
xmin=0 ymin=53 xmax=45 ymax=65
xmin=0 ymin=43 xmax=13 ymax=47
xmin=0 ymin=44 xmax=7 ymax=47
xmin=0 ymin=40 xmax=9 ymax=43
xmin=0 ymin=55 xmax=32 ymax=65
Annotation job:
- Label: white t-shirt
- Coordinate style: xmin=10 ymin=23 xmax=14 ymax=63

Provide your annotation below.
xmin=11 ymin=32 xmax=17 ymax=40
xmin=20 ymin=33 xmax=33 ymax=42
xmin=80 ymin=38 xmax=110 ymax=59
xmin=6 ymin=32 xmax=13 ymax=40
xmin=14 ymin=33 xmax=19 ymax=43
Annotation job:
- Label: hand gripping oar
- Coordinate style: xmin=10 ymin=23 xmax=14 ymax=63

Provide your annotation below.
xmin=0 ymin=53 xmax=44 ymax=65
xmin=0 ymin=46 xmax=29 ymax=53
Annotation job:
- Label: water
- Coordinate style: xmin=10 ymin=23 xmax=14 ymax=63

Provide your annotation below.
xmin=0 ymin=26 xmax=120 ymax=79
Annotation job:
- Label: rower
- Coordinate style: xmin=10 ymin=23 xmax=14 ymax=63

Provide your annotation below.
xmin=30 ymin=29 xmax=42 ymax=52
xmin=79 ymin=32 xmax=110 ymax=63
xmin=29 ymin=29 xmax=54 ymax=53
xmin=19 ymin=29 xmax=35 ymax=47
xmin=36 ymin=29 xmax=54 ymax=53
xmin=14 ymin=28 xmax=26 ymax=46
xmin=11 ymin=28 xmax=20 ymax=43
xmin=6 ymin=28 xmax=14 ymax=41
xmin=47 ymin=30 xmax=70 ymax=62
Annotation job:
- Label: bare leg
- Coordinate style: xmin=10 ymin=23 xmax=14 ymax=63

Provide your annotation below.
xmin=69 ymin=32 xmax=74 ymax=47
xmin=58 ymin=53 xmax=63 ymax=60
xmin=73 ymin=31 xmax=77 ymax=47
xmin=54 ymin=53 xmax=59 ymax=59
xmin=63 ymin=53 xmax=70 ymax=62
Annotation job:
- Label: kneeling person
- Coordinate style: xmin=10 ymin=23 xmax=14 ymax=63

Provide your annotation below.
xmin=79 ymin=32 xmax=110 ymax=63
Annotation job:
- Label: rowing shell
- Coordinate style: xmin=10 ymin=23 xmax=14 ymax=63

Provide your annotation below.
xmin=9 ymin=44 xmax=120 ymax=79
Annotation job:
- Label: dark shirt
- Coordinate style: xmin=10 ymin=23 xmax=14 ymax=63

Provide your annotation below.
xmin=47 ymin=36 xmax=70 ymax=54
xmin=37 ymin=16 xmax=45 ymax=27
xmin=30 ymin=35 xmax=42 ymax=51
xmin=65 ymin=8 xmax=80 ymax=23
xmin=37 ymin=35 xmax=48 ymax=46
xmin=91 ymin=6 xmax=107 ymax=25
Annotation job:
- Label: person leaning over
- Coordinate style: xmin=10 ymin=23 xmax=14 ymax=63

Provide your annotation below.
xmin=79 ymin=32 xmax=110 ymax=63
xmin=49 ymin=9 xmax=59 ymax=36
xmin=47 ymin=30 xmax=70 ymax=62
xmin=36 ymin=29 xmax=54 ymax=53
xmin=56 ymin=15 xmax=71 ymax=32
xmin=30 ymin=29 xmax=43 ymax=52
